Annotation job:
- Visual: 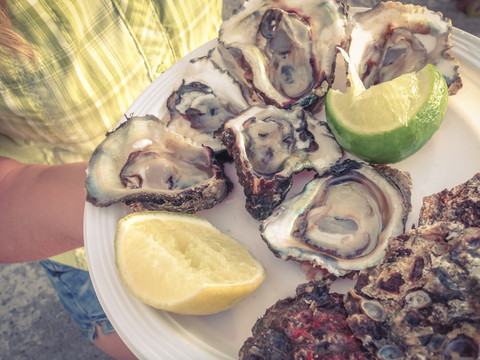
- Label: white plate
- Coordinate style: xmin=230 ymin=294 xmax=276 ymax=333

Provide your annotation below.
xmin=84 ymin=29 xmax=480 ymax=359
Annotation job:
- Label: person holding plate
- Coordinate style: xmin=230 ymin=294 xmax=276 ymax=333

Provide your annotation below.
xmin=0 ymin=0 xmax=223 ymax=358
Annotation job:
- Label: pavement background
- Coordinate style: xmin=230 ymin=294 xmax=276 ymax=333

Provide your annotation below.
xmin=1 ymin=1 xmax=478 ymax=360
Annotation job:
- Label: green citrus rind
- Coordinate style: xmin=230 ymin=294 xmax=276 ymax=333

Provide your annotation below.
xmin=325 ymin=64 xmax=448 ymax=164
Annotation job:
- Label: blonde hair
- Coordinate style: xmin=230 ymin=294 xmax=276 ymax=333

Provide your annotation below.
xmin=0 ymin=0 xmax=36 ymax=62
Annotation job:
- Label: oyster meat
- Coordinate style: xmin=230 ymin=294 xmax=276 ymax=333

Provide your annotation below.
xmin=221 ymin=105 xmax=342 ymax=220
xmin=218 ymin=0 xmax=350 ymax=112
xmin=161 ymin=54 xmax=251 ymax=153
xmin=344 ymin=221 xmax=480 ymax=360
xmin=85 ymin=115 xmax=231 ymax=212
xmin=260 ymin=159 xmax=412 ymax=276
xmin=348 ymin=1 xmax=462 ymax=95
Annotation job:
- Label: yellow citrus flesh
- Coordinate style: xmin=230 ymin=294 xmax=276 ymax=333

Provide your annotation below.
xmin=114 ymin=211 xmax=266 ymax=315
xmin=325 ymin=64 xmax=448 ymax=164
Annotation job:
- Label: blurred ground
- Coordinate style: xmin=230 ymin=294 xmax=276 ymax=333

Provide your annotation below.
xmin=1 ymin=1 xmax=478 ymax=360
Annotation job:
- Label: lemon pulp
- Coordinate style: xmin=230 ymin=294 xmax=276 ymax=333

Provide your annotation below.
xmin=115 ymin=211 xmax=266 ymax=315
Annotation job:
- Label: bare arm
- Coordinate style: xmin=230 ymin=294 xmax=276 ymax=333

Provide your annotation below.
xmin=0 ymin=157 xmax=87 ymax=263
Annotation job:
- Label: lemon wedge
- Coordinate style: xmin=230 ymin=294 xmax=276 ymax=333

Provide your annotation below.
xmin=114 ymin=211 xmax=266 ymax=315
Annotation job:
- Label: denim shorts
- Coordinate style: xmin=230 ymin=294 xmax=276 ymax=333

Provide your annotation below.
xmin=39 ymin=259 xmax=115 ymax=341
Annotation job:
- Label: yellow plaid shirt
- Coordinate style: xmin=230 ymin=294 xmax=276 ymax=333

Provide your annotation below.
xmin=1 ymin=0 xmax=222 ymax=269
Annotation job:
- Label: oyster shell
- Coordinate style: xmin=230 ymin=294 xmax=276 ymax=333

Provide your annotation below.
xmin=218 ymin=0 xmax=350 ymax=112
xmin=221 ymin=105 xmax=342 ymax=220
xmin=160 ymin=53 xmax=251 ymax=153
xmin=344 ymin=221 xmax=480 ymax=360
xmin=239 ymin=281 xmax=371 ymax=360
xmin=419 ymin=172 xmax=480 ymax=228
xmin=260 ymin=159 xmax=412 ymax=276
xmin=348 ymin=1 xmax=462 ymax=95
xmin=85 ymin=115 xmax=231 ymax=212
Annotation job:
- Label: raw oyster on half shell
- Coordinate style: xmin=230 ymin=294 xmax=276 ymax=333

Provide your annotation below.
xmin=221 ymin=105 xmax=342 ymax=220
xmin=260 ymin=159 xmax=412 ymax=276
xmin=348 ymin=1 xmax=462 ymax=95
xmin=160 ymin=53 xmax=252 ymax=153
xmin=218 ymin=0 xmax=350 ymax=112
xmin=85 ymin=115 xmax=231 ymax=212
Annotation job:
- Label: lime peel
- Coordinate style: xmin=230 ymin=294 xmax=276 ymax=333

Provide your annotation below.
xmin=326 ymin=58 xmax=448 ymax=164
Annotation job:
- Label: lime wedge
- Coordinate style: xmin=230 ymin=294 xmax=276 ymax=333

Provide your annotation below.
xmin=325 ymin=62 xmax=448 ymax=164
